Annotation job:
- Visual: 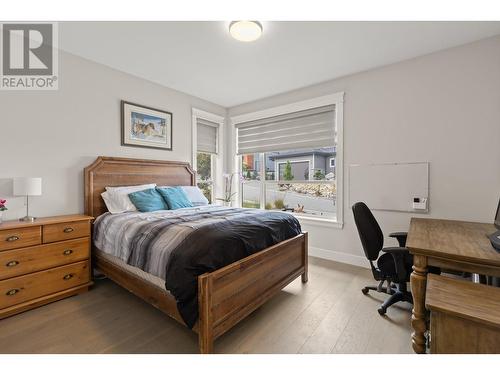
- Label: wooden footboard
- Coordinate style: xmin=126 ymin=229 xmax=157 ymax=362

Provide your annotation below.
xmin=198 ymin=232 xmax=308 ymax=353
xmin=93 ymin=232 xmax=307 ymax=354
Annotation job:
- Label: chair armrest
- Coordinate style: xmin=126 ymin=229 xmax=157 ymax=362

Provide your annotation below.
xmin=382 ymin=247 xmax=411 ymax=281
xmin=382 ymin=246 xmax=409 ymax=255
xmin=389 ymin=231 xmax=408 ymax=247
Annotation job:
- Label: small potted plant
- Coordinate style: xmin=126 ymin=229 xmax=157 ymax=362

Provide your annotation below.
xmin=216 ymin=173 xmax=242 ymax=207
xmin=0 ymin=199 xmax=7 ymax=223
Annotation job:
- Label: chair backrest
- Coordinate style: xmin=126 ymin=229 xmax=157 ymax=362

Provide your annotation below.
xmin=352 ymin=202 xmax=384 ymax=261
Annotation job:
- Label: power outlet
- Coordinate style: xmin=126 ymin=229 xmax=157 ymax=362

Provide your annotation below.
xmin=413 ymin=197 xmax=427 ymax=210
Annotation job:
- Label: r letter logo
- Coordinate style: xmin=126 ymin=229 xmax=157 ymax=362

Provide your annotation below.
xmin=1 ymin=23 xmax=58 ymax=90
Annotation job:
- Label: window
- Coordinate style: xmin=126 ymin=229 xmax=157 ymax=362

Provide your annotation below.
xmin=196 ymin=152 xmax=214 ymax=202
xmin=241 ymin=147 xmax=336 ymax=219
xmin=192 ymin=109 xmax=224 ymax=204
xmin=241 ymin=153 xmax=261 ymax=208
xmin=233 ymin=93 xmax=344 ymax=224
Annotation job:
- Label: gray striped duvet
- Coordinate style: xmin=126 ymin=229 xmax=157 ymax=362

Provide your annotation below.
xmin=93 ymin=205 xmax=270 ymax=280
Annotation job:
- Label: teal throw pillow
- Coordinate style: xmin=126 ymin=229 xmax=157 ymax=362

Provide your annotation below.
xmin=128 ymin=188 xmax=168 ymax=212
xmin=156 ymin=187 xmax=193 ymax=210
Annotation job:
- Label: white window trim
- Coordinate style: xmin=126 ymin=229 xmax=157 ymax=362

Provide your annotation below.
xmin=330 ymin=158 xmax=336 ymax=168
xmin=230 ymin=92 xmax=344 ymax=125
xmin=296 ymin=214 xmax=344 ymax=229
xmin=192 ymin=108 xmax=225 ymax=201
xmin=230 ymin=92 xmax=344 ymax=227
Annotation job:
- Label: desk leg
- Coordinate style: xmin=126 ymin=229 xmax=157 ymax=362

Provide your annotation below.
xmin=410 ymin=255 xmax=428 ymax=354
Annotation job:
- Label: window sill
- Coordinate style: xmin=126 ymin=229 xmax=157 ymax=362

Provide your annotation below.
xmin=292 ymin=213 xmax=344 ymax=229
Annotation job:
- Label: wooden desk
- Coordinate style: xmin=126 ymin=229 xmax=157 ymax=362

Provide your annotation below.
xmin=406 ymin=218 xmax=500 ymax=354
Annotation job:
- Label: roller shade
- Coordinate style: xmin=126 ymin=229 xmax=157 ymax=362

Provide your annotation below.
xmin=197 ymin=118 xmax=219 ymax=154
xmin=236 ymin=105 xmax=335 ymax=154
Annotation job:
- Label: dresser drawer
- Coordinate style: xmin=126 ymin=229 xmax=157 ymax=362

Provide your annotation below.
xmin=0 ymin=260 xmax=89 ymax=309
xmin=0 ymin=238 xmax=90 ymax=280
xmin=0 ymin=226 xmax=41 ymax=252
xmin=43 ymin=220 xmax=90 ymax=243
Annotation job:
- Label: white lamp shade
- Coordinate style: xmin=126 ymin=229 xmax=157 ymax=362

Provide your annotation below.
xmin=13 ymin=177 xmax=42 ymax=196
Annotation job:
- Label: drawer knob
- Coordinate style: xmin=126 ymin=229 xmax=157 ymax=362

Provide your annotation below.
xmin=63 ymin=249 xmax=73 ymax=256
xmin=6 ymin=260 xmax=19 ymax=267
xmin=63 ymin=227 xmax=74 ymax=233
xmin=6 ymin=235 xmax=19 ymax=242
xmin=6 ymin=288 xmax=19 ymax=296
xmin=63 ymin=273 xmax=74 ymax=280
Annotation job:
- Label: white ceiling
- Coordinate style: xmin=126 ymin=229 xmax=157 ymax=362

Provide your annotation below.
xmin=59 ymin=21 xmax=500 ymax=107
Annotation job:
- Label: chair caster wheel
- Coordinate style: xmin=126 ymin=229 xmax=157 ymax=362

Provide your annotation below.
xmin=361 ymin=287 xmax=369 ymax=295
xmin=378 ymin=307 xmax=386 ymax=316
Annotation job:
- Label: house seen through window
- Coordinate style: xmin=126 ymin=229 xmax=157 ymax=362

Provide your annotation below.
xmin=241 ymin=147 xmax=337 ymax=219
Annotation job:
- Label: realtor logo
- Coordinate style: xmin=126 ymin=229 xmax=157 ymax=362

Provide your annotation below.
xmin=1 ymin=22 xmax=58 ymax=90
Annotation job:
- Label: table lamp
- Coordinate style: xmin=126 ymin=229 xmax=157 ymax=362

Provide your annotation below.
xmin=13 ymin=177 xmax=42 ymax=222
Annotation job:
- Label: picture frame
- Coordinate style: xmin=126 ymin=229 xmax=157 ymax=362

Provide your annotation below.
xmin=121 ymin=100 xmax=173 ymax=151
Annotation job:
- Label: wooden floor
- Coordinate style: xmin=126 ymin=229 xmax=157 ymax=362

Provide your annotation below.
xmin=0 ymin=257 xmax=413 ymax=354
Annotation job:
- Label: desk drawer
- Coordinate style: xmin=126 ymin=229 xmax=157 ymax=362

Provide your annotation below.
xmin=0 ymin=227 xmax=41 ymax=252
xmin=0 ymin=260 xmax=89 ymax=309
xmin=43 ymin=221 xmax=90 ymax=243
xmin=0 ymin=238 xmax=90 ymax=280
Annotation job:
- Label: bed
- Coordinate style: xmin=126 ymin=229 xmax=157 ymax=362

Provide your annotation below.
xmin=84 ymin=156 xmax=308 ymax=353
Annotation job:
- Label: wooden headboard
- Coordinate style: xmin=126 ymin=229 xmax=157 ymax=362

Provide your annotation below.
xmin=84 ymin=156 xmax=196 ymax=218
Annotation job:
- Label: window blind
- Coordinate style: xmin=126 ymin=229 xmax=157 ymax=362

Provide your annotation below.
xmin=197 ymin=118 xmax=218 ymax=154
xmin=235 ymin=105 xmax=335 ymax=154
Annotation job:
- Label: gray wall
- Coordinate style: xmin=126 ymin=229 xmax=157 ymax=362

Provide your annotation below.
xmin=313 ymin=155 xmax=327 ymax=176
xmin=228 ymin=35 xmax=500 ymax=266
xmin=0 ymin=51 xmax=226 ymax=220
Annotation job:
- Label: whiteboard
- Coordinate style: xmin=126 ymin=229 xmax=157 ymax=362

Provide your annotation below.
xmin=349 ymin=162 xmax=429 ymax=212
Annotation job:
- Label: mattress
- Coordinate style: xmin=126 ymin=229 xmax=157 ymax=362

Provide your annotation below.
xmin=94 ymin=248 xmax=166 ymax=289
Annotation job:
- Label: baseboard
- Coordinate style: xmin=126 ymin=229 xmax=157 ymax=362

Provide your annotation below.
xmin=309 ymin=246 xmax=369 ymax=269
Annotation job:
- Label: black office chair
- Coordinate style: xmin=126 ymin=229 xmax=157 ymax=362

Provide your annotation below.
xmin=352 ymin=202 xmax=413 ymax=315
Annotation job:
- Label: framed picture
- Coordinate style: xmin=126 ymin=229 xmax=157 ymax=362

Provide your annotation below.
xmin=121 ymin=100 xmax=173 ymax=150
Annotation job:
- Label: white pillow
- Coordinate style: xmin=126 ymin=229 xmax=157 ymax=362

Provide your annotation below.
xmin=157 ymin=185 xmax=209 ymax=206
xmin=102 ymin=184 xmax=156 ymax=214
xmin=105 ymin=183 xmax=156 ymax=192
xmin=101 ymin=191 xmax=127 ymax=214
xmin=181 ymin=186 xmax=209 ymax=206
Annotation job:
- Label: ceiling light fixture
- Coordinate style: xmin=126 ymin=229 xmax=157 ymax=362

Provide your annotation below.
xmin=229 ymin=21 xmax=263 ymax=42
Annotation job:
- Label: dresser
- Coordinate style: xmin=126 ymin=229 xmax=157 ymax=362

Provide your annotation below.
xmin=0 ymin=214 xmax=93 ymax=319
